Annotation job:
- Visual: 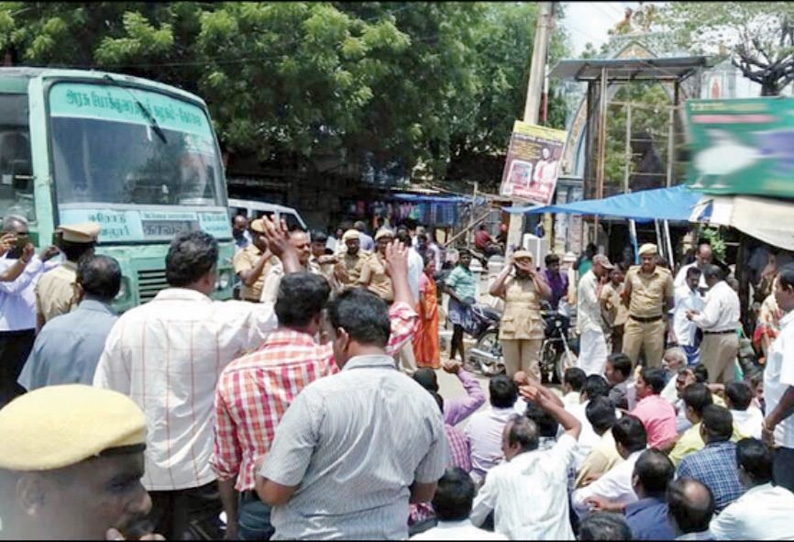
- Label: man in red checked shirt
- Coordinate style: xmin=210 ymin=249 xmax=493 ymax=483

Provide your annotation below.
xmin=211 ymin=235 xmax=418 ymax=540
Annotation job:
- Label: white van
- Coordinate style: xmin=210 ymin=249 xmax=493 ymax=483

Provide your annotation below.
xmin=228 ymin=198 xmax=308 ymax=231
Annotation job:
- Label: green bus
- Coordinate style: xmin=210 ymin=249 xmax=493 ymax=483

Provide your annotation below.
xmin=0 ymin=67 xmax=235 ymax=311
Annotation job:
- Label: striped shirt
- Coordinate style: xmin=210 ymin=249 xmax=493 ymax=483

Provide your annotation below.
xmin=93 ymin=288 xmax=277 ymax=491
xmin=261 ymin=354 xmax=448 ymax=540
xmin=211 ymin=302 xmax=418 ymax=491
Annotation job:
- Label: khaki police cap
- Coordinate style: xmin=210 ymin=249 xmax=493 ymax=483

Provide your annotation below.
xmin=249 ymin=218 xmax=266 ymax=234
xmin=512 ymin=250 xmax=534 ymax=261
xmin=57 ymin=222 xmax=100 ymax=244
xmin=638 ymin=243 xmax=658 ymax=256
xmin=0 ymin=385 xmax=146 ymax=472
xmin=375 ymin=229 xmax=395 ymax=241
xmin=342 ymin=229 xmax=360 ymax=242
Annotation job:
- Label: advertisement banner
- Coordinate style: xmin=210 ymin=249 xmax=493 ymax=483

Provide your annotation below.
xmin=500 ymin=121 xmax=567 ymax=205
xmin=686 ymin=97 xmax=794 ymax=198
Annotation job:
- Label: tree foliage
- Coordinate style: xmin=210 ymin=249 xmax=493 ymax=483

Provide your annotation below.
xmin=0 ymin=2 xmax=570 ymax=184
xmin=662 ymin=2 xmax=794 ymax=96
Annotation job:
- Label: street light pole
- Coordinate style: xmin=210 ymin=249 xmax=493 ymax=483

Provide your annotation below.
xmin=506 ymin=1 xmax=555 ymax=251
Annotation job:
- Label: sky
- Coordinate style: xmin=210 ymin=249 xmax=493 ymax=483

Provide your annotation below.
xmin=561 ymin=2 xmax=646 ymax=56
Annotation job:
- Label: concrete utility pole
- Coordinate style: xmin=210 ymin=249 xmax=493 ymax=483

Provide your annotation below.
xmin=506 ymin=1 xmax=555 ymax=251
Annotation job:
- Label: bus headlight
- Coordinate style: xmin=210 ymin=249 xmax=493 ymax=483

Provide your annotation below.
xmin=217 ymin=271 xmax=231 ymax=290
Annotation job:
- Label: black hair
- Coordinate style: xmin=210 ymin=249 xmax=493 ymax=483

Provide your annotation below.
xmin=612 ymin=415 xmax=648 ymax=453
xmin=607 ymin=353 xmax=632 ymax=379
xmin=505 ymin=414 xmax=539 ymax=453
xmin=564 ymin=367 xmax=587 ymax=393
xmin=693 ymin=364 xmax=709 ymax=383
xmin=578 ymin=512 xmax=632 ymax=541
xmin=584 ymin=375 xmax=610 ymax=399
xmin=76 ymin=255 xmax=121 ymax=302
xmin=682 ymin=383 xmax=714 ymax=417
xmin=640 ymin=367 xmax=667 ymax=394
xmin=396 ymin=230 xmax=412 ymax=246
xmin=432 ymin=467 xmax=476 ymax=522
xmin=489 ymin=375 xmax=518 ymax=409
xmin=702 ymin=264 xmax=723 ymax=282
xmin=686 ymin=266 xmax=702 ymax=279
xmin=311 ymin=230 xmax=328 ymax=244
xmin=413 ymin=368 xmax=439 ymax=393
xmin=701 ymin=405 xmax=734 ymax=443
xmin=779 ymin=264 xmax=794 ymax=293
xmin=736 ymin=438 xmax=773 ymax=485
xmin=545 ymin=253 xmax=560 ymax=266
xmin=667 ymin=478 xmax=715 ymax=534
xmin=59 ymin=239 xmax=95 ymax=263
xmin=525 ymin=402 xmax=559 ymax=439
xmin=634 ymin=449 xmax=675 ymax=497
xmin=430 ymin=390 xmax=444 ymax=414
xmin=275 ymin=273 xmax=331 ymax=330
xmin=726 ymin=381 xmax=753 ymax=411
xmin=586 ymin=396 xmax=617 ymax=435
xmin=165 ymin=231 xmax=219 ymax=287
xmin=327 ymin=288 xmax=391 ymax=347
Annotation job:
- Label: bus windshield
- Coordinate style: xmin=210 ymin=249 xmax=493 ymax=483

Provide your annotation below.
xmin=48 ymin=81 xmax=230 ymax=242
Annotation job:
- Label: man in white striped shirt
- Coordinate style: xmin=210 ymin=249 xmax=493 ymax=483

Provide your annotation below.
xmin=94 ymin=219 xmax=299 ymax=539
xmin=256 ymin=246 xmax=447 ymax=539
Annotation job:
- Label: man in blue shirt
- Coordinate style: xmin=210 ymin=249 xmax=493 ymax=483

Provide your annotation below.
xmin=354 ymin=220 xmax=375 ymax=252
xmin=19 ymin=254 xmax=121 ymax=390
xmin=625 ymin=449 xmax=676 ymax=540
xmin=677 ymin=405 xmax=745 ymax=513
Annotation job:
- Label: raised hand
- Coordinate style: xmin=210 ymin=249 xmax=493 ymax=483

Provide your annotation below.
xmin=259 ymin=216 xmax=291 ymax=258
xmin=384 ymin=240 xmax=408 ymax=280
xmin=0 ymin=233 xmax=15 ymax=255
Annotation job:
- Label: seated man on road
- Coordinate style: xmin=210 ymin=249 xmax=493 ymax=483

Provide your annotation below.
xmin=571 ymin=415 xmax=648 ymax=517
xmin=562 ymin=367 xmax=587 ymax=408
xmin=0 ymin=385 xmax=158 ymax=540
xmin=470 ymin=382 xmax=581 ymax=540
xmin=465 ymin=375 xmax=519 ymax=485
xmin=575 ymin=396 xmax=623 ymax=489
xmin=606 ymin=353 xmax=635 ymax=410
xmin=666 ymin=478 xmax=715 ymax=541
xmin=413 ymin=358 xmax=486 ymax=427
xmin=709 ymin=438 xmax=794 ymax=540
xmin=623 ymin=450 xmax=676 ymax=540
xmin=631 ymin=367 xmax=678 ymax=452
xmin=725 ymin=381 xmax=763 ymax=440
xmin=578 ymin=513 xmax=632 ymax=541
xmin=410 ymin=467 xmax=507 ymax=541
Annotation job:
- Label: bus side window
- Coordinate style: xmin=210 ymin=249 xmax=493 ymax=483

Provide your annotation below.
xmin=0 ymin=94 xmax=35 ymax=221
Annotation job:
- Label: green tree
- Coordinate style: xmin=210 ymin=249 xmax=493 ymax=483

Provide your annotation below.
xmin=662 ymin=2 xmax=794 ymax=96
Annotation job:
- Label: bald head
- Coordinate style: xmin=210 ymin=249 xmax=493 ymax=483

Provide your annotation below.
xmin=233 ymin=215 xmax=247 ymax=228
xmin=667 ymin=478 xmax=715 ymax=535
xmin=2 ymin=215 xmax=27 ymax=235
xmin=696 ymin=244 xmax=713 ymax=267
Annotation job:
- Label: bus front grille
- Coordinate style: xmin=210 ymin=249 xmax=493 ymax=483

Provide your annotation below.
xmin=137 ymin=269 xmax=168 ymax=303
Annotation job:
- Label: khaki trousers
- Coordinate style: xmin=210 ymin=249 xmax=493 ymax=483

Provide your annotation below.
xmin=700 ymin=333 xmax=739 ymax=384
xmin=397 ymin=342 xmax=417 ymax=374
xmin=502 ymin=338 xmax=542 ymax=381
xmin=622 ymin=318 xmax=666 ymax=369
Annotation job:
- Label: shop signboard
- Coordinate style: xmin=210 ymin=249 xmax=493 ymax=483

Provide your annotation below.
xmin=499 ymin=121 xmax=567 ymax=205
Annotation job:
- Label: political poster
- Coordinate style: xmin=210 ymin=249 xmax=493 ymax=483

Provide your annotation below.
xmin=500 ymin=120 xmax=567 ymax=205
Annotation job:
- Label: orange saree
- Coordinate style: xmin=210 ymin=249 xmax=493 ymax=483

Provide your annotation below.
xmin=413 ymin=273 xmax=440 ymax=369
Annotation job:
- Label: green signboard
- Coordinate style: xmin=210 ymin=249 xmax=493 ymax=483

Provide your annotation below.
xmin=685 ymin=97 xmax=794 ymax=198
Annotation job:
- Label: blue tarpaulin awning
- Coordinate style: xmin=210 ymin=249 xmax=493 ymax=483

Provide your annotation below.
xmin=503 ymin=185 xmax=701 ymax=222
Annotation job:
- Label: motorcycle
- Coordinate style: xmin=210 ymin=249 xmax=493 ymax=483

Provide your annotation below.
xmin=466 ymin=300 xmax=578 ymax=382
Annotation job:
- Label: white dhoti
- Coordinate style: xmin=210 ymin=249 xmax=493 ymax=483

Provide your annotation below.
xmin=578 ymin=328 xmax=608 ymax=376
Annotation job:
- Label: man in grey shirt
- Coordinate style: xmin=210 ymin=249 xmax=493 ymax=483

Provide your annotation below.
xmin=256 ymin=242 xmax=447 ymax=540
xmin=19 ymin=254 xmax=120 ymax=390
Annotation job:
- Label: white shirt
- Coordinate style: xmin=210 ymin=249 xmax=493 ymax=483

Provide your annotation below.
xmin=730 ymin=407 xmax=763 ymax=440
xmin=571 ymin=450 xmax=643 ymax=517
xmin=0 ymin=255 xmax=58 ymax=331
xmin=470 ymin=434 xmax=577 ymax=540
xmin=566 ymin=400 xmax=602 ymax=470
xmin=673 ymin=285 xmax=705 ymax=346
xmin=411 ymin=519 xmax=508 ymax=541
xmin=661 ymin=371 xmax=679 ymax=404
xmin=577 ymin=270 xmax=602 ymax=334
xmin=563 ymin=391 xmax=581 ymax=410
xmin=709 ymin=483 xmax=794 ymax=540
xmin=692 ymin=281 xmax=740 ymax=332
xmin=764 ymin=310 xmax=794 ymax=448
xmin=407 ymin=247 xmax=423 ymax=303
xmin=94 ymin=288 xmax=277 ymax=491
xmin=674 ymin=262 xmax=708 ymax=290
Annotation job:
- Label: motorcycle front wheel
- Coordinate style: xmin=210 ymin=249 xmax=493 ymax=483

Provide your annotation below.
xmin=468 ymin=329 xmax=505 ymax=377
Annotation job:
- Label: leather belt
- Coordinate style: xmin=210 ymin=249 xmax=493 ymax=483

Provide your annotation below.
xmin=704 ymin=329 xmax=735 ymax=335
xmin=629 ymin=314 xmax=663 ymax=323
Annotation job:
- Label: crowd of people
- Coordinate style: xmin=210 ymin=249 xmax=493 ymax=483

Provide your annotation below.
xmin=0 ymin=211 xmax=793 ymax=541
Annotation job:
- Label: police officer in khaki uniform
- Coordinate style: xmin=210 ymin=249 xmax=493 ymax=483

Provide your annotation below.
xmin=35 ymin=221 xmax=100 ymax=330
xmin=622 ymin=243 xmax=675 ymax=368
xmin=358 ymin=229 xmax=396 ymax=302
xmin=233 ymin=218 xmax=272 ymax=302
xmin=489 ymin=250 xmax=552 ymax=380
xmin=334 ymin=229 xmax=371 ymax=289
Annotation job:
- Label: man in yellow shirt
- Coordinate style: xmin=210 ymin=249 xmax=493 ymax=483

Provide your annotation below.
xmin=669 ymin=382 xmax=742 ymax=466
